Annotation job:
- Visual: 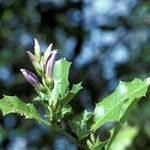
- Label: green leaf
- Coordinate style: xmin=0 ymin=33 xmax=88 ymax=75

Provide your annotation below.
xmin=0 ymin=95 xmax=48 ymax=126
xmin=61 ymin=105 xmax=72 ymax=117
xmin=109 ymin=124 xmax=138 ymax=150
xmin=106 ymin=97 xmax=140 ymax=149
xmin=59 ymin=82 xmax=83 ymax=107
xmin=53 ymin=58 xmax=83 ymax=107
xmin=53 ymin=58 xmax=71 ymax=97
xmin=87 ymin=134 xmax=108 ymax=150
xmin=90 ymin=140 xmax=108 ymax=150
xmin=69 ymin=111 xmax=93 ymax=139
xmin=92 ymin=78 xmax=150 ymax=131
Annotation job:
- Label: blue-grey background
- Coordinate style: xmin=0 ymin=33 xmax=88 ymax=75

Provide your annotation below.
xmin=0 ymin=0 xmax=150 ymax=149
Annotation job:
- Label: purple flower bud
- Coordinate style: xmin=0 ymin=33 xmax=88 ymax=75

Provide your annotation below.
xmin=26 ymin=51 xmax=39 ymax=64
xmin=20 ymin=69 xmax=40 ymax=87
xmin=44 ymin=50 xmax=58 ymax=79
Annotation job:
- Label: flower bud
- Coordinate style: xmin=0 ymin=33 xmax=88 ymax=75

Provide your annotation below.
xmin=34 ymin=38 xmax=41 ymax=59
xmin=26 ymin=51 xmax=39 ymax=64
xmin=26 ymin=51 xmax=42 ymax=75
xmin=20 ymin=69 xmax=40 ymax=87
xmin=44 ymin=43 xmax=53 ymax=61
xmin=44 ymin=50 xmax=58 ymax=79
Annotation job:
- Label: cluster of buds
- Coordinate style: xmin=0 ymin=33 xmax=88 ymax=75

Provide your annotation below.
xmin=20 ymin=38 xmax=58 ymax=90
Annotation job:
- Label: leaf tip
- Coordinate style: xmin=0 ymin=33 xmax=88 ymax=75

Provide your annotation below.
xmin=146 ymin=77 xmax=150 ymax=85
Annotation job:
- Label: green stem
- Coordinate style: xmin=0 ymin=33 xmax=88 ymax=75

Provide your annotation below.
xmin=51 ymin=123 xmax=86 ymax=149
xmin=37 ymin=113 xmax=87 ymax=149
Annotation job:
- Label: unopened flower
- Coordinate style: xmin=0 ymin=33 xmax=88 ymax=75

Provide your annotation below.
xmin=34 ymin=38 xmax=41 ymax=59
xmin=44 ymin=50 xmax=58 ymax=79
xmin=44 ymin=43 xmax=53 ymax=61
xmin=26 ymin=51 xmax=42 ymax=75
xmin=26 ymin=51 xmax=39 ymax=64
xmin=20 ymin=69 xmax=40 ymax=87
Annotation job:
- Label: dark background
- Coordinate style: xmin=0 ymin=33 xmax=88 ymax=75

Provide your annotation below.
xmin=0 ymin=0 xmax=150 ymax=149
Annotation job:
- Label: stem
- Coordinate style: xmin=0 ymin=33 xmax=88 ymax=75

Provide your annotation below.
xmin=61 ymin=131 xmax=86 ymax=149
xmin=51 ymin=123 xmax=86 ymax=149
xmin=37 ymin=116 xmax=87 ymax=149
xmin=39 ymin=101 xmax=86 ymax=149
xmin=61 ymin=130 xmax=79 ymax=144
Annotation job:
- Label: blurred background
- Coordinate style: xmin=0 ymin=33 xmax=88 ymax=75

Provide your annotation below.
xmin=0 ymin=0 xmax=150 ymax=149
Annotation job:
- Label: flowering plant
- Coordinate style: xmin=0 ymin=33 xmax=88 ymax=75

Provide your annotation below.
xmin=0 ymin=39 xmax=150 ymax=149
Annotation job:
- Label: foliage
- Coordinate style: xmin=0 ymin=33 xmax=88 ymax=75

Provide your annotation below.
xmin=109 ymin=124 xmax=138 ymax=150
xmin=0 ymin=40 xmax=150 ymax=149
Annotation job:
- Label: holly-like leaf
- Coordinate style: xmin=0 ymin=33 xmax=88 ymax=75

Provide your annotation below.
xmin=0 ymin=95 xmax=48 ymax=126
xmin=61 ymin=105 xmax=72 ymax=117
xmin=109 ymin=124 xmax=138 ymax=150
xmin=91 ymin=78 xmax=150 ymax=131
xmin=89 ymin=140 xmax=108 ymax=150
xmin=91 ymin=143 xmax=106 ymax=150
xmin=53 ymin=58 xmax=71 ymax=97
xmin=69 ymin=111 xmax=93 ymax=140
xmin=59 ymin=82 xmax=83 ymax=107
xmin=87 ymin=134 xmax=108 ymax=150
xmin=52 ymin=58 xmax=83 ymax=107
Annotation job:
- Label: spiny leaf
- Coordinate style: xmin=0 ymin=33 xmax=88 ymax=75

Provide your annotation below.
xmin=109 ymin=124 xmax=138 ymax=150
xmin=52 ymin=58 xmax=83 ymax=107
xmin=87 ymin=134 xmax=108 ymax=150
xmin=90 ymin=141 xmax=108 ymax=150
xmin=59 ymin=82 xmax=83 ymax=107
xmin=92 ymin=78 xmax=150 ymax=131
xmin=0 ymin=95 xmax=48 ymax=125
xmin=53 ymin=58 xmax=71 ymax=97
xmin=69 ymin=111 xmax=93 ymax=140
xmin=61 ymin=105 xmax=72 ymax=117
